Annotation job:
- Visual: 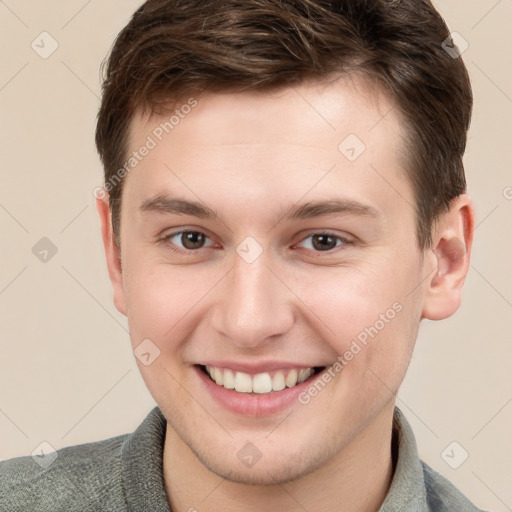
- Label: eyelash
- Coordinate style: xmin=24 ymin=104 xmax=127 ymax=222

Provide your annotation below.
xmin=159 ymin=230 xmax=353 ymax=255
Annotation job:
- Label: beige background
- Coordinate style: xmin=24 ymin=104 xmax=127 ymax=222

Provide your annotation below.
xmin=0 ymin=1 xmax=511 ymax=510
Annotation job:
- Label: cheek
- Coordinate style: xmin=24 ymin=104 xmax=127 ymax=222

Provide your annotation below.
xmin=122 ymin=259 xmax=190 ymax=343
xmin=293 ymin=261 xmax=422 ymax=365
xmin=121 ymin=252 xmax=226 ymax=353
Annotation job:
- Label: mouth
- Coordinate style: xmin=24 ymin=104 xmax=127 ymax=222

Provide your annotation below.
xmin=197 ymin=364 xmax=325 ymax=394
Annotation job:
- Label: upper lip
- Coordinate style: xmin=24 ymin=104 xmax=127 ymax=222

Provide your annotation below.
xmin=197 ymin=360 xmax=326 ymax=374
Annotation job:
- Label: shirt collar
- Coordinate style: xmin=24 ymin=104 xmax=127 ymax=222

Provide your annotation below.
xmin=120 ymin=406 xmax=429 ymax=512
xmin=121 ymin=406 xmax=171 ymax=512
xmin=379 ymin=407 xmax=428 ymax=511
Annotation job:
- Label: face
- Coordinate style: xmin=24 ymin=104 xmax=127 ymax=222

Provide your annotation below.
xmin=109 ymin=76 xmax=431 ymax=484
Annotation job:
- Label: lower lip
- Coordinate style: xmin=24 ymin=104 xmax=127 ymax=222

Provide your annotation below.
xmin=194 ymin=365 xmax=320 ymax=417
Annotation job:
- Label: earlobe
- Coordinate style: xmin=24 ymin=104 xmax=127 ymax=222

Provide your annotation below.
xmin=95 ymin=197 xmax=127 ymax=316
xmin=422 ymin=194 xmax=475 ymax=321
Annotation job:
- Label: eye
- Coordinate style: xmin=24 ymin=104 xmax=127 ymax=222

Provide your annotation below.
xmin=163 ymin=230 xmax=215 ymax=252
xmin=296 ymin=232 xmax=351 ymax=252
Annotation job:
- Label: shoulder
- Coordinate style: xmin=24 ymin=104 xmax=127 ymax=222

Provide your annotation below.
xmin=0 ymin=433 xmax=129 ymax=512
xmin=421 ymin=461 xmax=488 ymax=512
xmin=386 ymin=407 xmax=488 ymax=512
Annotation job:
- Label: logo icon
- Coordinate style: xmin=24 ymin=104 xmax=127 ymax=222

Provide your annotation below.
xmin=31 ymin=32 xmax=59 ymax=59
xmin=338 ymin=134 xmax=366 ymax=162
xmin=441 ymin=441 xmax=469 ymax=469
xmin=133 ymin=338 xmax=161 ymax=366
xmin=236 ymin=236 xmax=263 ymax=264
xmin=31 ymin=441 xmax=58 ymax=469
xmin=237 ymin=442 xmax=263 ymax=468
xmin=442 ymin=32 xmax=469 ymax=59
xmin=32 ymin=237 xmax=58 ymax=263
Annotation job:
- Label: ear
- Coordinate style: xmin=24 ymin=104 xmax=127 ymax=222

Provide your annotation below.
xmin=96 ymin=196 xmax=127 ymax=316
xmin=421 ymin=194 xmax=475 ymax=321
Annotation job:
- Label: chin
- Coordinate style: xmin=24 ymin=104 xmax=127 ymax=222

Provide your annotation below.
xmin=202 ymin=458 xmax=312 ymax=487
xmin=188 ymin=436 xmax=329 ymax=487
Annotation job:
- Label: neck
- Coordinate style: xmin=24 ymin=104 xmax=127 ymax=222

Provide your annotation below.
xmin=163 ymin=405 xmax=395 ymax=512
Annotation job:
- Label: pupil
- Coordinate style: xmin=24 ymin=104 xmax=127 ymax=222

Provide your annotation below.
xmin=182 ymin=232 xmax=205 ymax=249
xmin=312 ymin=234 xmax=336 ymax=251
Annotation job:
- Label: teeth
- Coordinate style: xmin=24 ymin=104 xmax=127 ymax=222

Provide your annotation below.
xmin=253 ymin=373 xmax=272 ymax=394
xmin=272 ymin=371 xmax=286 ymax=391
xmin=298 ymin=368 xmax=314 ymax=383
xmin=213 ymin=367 xmax=224 ymax=386
xmin=234 ymin=371 xmax=253 ymax=393
xmin=285 ymin=369 xmax=298 ymax=388
xmin=223 ymin=369 xmax=235 ymax=389
xmin=204 ymin=366 xmax=316 ymax=394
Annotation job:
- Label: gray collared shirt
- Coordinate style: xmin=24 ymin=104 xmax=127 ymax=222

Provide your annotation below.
xmin=380 ymin=408 xmax=485 ymax=511
xmin=0 ymin=406 xmax=486 ymax=511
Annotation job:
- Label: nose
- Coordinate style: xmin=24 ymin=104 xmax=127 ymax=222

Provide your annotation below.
xmin=210 ymin=252 xmax=295 ymax=349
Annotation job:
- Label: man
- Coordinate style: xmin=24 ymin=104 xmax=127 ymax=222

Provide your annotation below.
xmin=0 ymin=0 xmax=485 ymax=511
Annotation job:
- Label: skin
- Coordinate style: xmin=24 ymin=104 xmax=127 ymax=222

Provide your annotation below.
xmin=97 ymin=74 xmax=474 ymax=512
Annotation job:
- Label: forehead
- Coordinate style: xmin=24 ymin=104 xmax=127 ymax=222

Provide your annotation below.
xmin=130 ymin=74 xmax=402 ymax=151
xmin=123 ymin=74 xmax=412 ymax=226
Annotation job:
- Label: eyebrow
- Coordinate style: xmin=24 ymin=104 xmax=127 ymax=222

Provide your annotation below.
xmin=140 ymin=196 xmax=219 ymax=219
xmin=139 ymin=195 xmax=380 ymax=223
xmin=283 ymin=199 xmax=380 ymax=220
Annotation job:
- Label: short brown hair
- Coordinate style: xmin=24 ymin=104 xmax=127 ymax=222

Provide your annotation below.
xmin=95 ymin=0 xmax=472 ymax=250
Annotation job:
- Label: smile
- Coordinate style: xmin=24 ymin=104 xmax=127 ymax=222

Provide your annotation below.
xmin=199 ymin=365 xmax=324 ymax=394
